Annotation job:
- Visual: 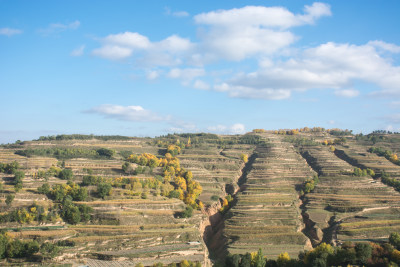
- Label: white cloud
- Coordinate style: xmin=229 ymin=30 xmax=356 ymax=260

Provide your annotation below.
xmin=157 ymin=35 xmax=193 ymax=53
xmin=193 ymin=80 xmax=210 ymax=90
xmin=167 ymin=68 xmax=205 ymax=84
xmin=368 ymin=40 xmax=400 ymax=53
xmin=87 ymin=104 xmax=167 ymax=122
xmin=214 ymin=41 xmax=400 ymax=99
xmin=0 ymin=27 xmax=22 ymax=36
xmin=39 ymin=20 xmax=80 ymax=35
xmin=193 ymin=3 xmax=330 ymax=61
xmin=104 ymin=32 xmax=151 ymax=49
xmin=92 ymin=45 xmax=132 ymax=60
xmin=207 ymin=123 xmax=246 ymax=134
xmin=93 ymin=3 xmax=330 ymax=63
xmin=70 ymin=45 xmax=85 ymax=57
xmin=214 ymin=83 xmax=291 ymax=100
xmin=93 ymin=32 xmax=193 ymax=63
xmin=89 ymin=4 xmax=400 ymax=101
xmin=334 ymin=89 xmax=360 ymax=98
xmin=328 ymin=120 xmax=335 ymax=125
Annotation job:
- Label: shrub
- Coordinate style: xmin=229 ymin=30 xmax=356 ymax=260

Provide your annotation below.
xmin=58 ymin=169 xmax=74 ymax=180
xmin=180 ymin=206 xmax=193 ymax=218
xmin=37 ymin=183 xmax=50 ymax=194
xmin=97 ymin=182 xmax=112 ymax=199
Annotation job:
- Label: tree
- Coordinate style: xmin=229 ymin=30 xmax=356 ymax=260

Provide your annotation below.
xmin=97 ymin=148 xmax=115 ymax=158
xmin=355 ymin=243 xmax=372 ymax=265
xmin=390 ymin=233 xmax=400 ymax=250
xmin=277 ymin=252 xmax=290 ymax=267
xmin=14 ymin=182 xmax=22 ymax=192
xmin=0 ymin=233 xmax=8 ymax=259
xmin=180 ymin=260 xmax=190 ymax=267
xmin=6 ymin=194 xmax=15 ymax=207
xmin=58 ymin=169 xmax=74 ymax=180
xmin=122 ymin=162 xmax=132 ymax=174
xmin=168 ymin=190 xmax=181 ymax=199
xmin=60 ymin=199 xmax=81 ymax=224
xmin=4 ymin=161 xmax=20 ymax=174
xmin=24 ymin=240 xmax=39 ymax=256
xmin=97 ymin=182 xmax=112 ymax=199
xmin=253 ymin=248 xmax=266 ymax=267
xmin=37 ymin=183 xmax=50 ymax=195
xmin=14 ymin=171 xmax=24 ymax=184
xmin=6 ymin=239 xmax=25 ymax=258
xmin=180 ymin=206 xmax=193 ymax=218
xmin=240 ymin=253 xmax=252 ymax=267
xmin=240 ymin=153 xmax=249 ymax=163
xmin=40 ymin=242 xmax=59 ymax=259
xmin=226 ymin=254 xmax=241 ymax=267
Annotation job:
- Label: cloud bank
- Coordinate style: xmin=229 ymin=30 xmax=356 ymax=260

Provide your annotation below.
xmin=90 ymin=3 xmax=400 ymax=100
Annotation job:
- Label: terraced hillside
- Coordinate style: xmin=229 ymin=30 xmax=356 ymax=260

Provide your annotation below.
xmin=335 ymin=141 xmax=400 ymax=179
xmin=179 ymin=144 xmax=255 ymax=205
xmin=301 ymin=143 xmax=400 ymax=245
xmin=0 ymin=136 xmax=211 ymax=266
xmin=1 ymin=131 xmax=400 ymax=266
xmin=223 ymin=134 xmax=316 ymax=259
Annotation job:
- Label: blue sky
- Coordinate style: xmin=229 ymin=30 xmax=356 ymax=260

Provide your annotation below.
xmin=1 ymin=0 xmax=400 ymax=143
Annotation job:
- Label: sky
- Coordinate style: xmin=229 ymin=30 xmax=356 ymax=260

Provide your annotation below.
xmin=1 ymin=0 xmax=400 ymax=143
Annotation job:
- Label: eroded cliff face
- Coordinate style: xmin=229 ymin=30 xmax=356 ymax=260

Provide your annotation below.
xmin=199 ymin=200 xmax=227 ymax=263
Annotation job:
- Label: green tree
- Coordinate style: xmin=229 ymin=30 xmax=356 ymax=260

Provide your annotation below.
xmin=355 ymin=243 xmax=372 ymax=265
xmin=226 ymin=254 xmax=241 ymax=267
xmin=25 ymin=240 xmax=40 ymax=256
xmin=168 ymin=190 xmax=181 ymax=199
xmin=390 ymin=232 xmax=400 ymax=250
xmin=122 ymin=162 xmax=132 ymax=174
xmin=240 ymin=253 xmax=252 ymax=267
xmin=0 ymin=233 xmax=8 ymax=259
xmin=58 ymin=169 xmax=74 ymax=180
xmin=13 ymin=170 xmax=24 ymax=183
xmin=97 ymin=182 xmax=112 ymax=199
xmin=6 ymin=194 xmax=15 ymax=207
xmin=4 ymin=161 xmax=20 ymax=174
xmin=6 ymin=239 xmax=25 ymax=258
xmin=97 ymin=148 xmax=115 ymax=158
xmin=180 ymin=206 xmax=193 ymax=218
xmin=40 ymin=242 xmax=59 ymax=259
xmin=37 ymin=183 xmax=50 ymax=194
xmin=14 ymin=182 xmax=22 ymax=192
xmin=254 ymin=248 xmax=266 ymax=267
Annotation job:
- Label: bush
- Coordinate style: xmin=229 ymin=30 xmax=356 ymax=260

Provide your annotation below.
xmin=40 ymin=242 xmax=59 ymax=259
xmin=390 ymin=233 xmax=400 ymax=250
xmin=97 ymin=182 xmax=112 ymax=199
xmin=37 ymin=183 xmax=50 ymax=194
xmin=169 ymin=190 xmax=181 ymax=199
xmin=97 ymin=148 xmax=115 ymax=158
xmin=58 ymin=169 xmax=74 ymax=180
xmin=180 ymin=206 xmax=193 ymax=218
xmin=211 ymin=195 xmax=219 ymax=201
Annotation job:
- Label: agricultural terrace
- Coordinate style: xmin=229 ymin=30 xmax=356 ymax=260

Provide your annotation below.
xmin=223 ymin=134 xmax=316 ymax=259
xmin=300 ymin=139 xmax=400 ymax=245
xmin=0 ymin=135 xmax=208 ymax=266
